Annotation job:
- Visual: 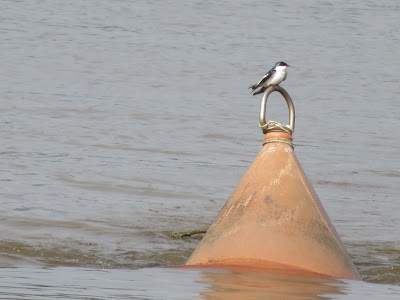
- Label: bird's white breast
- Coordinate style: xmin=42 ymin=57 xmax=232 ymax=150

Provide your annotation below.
xmin=268 ymin=66 xmax=287 ymax=85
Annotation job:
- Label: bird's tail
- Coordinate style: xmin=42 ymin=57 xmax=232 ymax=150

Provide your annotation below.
xmin=249 ymin=84 xmax=257 ymax=94
xmin=252 ymin=87 xmax=267 ymax=95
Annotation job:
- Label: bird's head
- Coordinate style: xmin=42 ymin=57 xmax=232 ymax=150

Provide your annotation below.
xmin=275 ymin=62 xmax=290 ymax=68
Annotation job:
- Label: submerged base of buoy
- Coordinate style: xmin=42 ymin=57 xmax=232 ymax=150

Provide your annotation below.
xmin=178 ymin=258 xmax=334 ymax=278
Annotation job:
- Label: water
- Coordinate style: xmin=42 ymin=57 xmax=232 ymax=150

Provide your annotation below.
xmin=1 ymin=0 xmax=399 ymax=298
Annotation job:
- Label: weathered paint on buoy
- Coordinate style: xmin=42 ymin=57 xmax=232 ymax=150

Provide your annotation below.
xmin=186 ymin=131 xmax=360 ymax=280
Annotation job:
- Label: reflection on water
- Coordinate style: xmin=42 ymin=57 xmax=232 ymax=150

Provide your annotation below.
xmin=0 ymin=266 xmax=355 ymax=300
xmin=1 ymin=266 xmax=400 ymax=299
xmin=1 ymin=0 xmax=400 ymax=298
xmin=197 ymin=268 xmax=344 ymax=300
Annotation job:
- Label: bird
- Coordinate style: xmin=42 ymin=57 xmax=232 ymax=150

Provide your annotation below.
xmin=249 ymin=62 xmax=290 ymax=95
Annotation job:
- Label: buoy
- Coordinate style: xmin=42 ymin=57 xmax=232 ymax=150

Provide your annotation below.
xmin=186 ymin=86 xmax=360 ymax=280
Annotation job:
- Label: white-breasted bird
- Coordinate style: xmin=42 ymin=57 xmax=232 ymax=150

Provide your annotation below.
xmin=249 ymin=62 xmax=290 ymax=95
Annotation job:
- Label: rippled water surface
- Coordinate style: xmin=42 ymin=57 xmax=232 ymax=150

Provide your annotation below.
xmin=1 ymin=0 xmax=400 ymax=298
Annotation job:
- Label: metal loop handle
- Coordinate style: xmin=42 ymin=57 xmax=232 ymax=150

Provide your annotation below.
xmin=259 ymin=86 xmax=295 ymax=135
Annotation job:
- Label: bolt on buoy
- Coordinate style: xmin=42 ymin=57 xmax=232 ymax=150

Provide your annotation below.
xmin=186 ymin=86 xmax=361 ymax=280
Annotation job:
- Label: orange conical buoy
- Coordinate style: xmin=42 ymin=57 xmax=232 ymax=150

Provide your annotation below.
xmin=186 ymin=130 xmax=360 ymax=280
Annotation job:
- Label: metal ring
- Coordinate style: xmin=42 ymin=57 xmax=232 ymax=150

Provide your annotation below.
xmin=259 ymin=86 xmax=295 ymax=134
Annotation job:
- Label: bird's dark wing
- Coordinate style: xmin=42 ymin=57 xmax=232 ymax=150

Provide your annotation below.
xmin=252 ymin=86 xmax=267 ymax=95
xmin=249 ymin=67 xmax=276 ymax=93
xmin=255 ymin=69 xmax=275 ymax=87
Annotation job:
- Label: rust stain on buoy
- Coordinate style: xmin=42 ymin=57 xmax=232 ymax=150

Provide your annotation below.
xmin=186 ymin=130 xmax=360 ymax=280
